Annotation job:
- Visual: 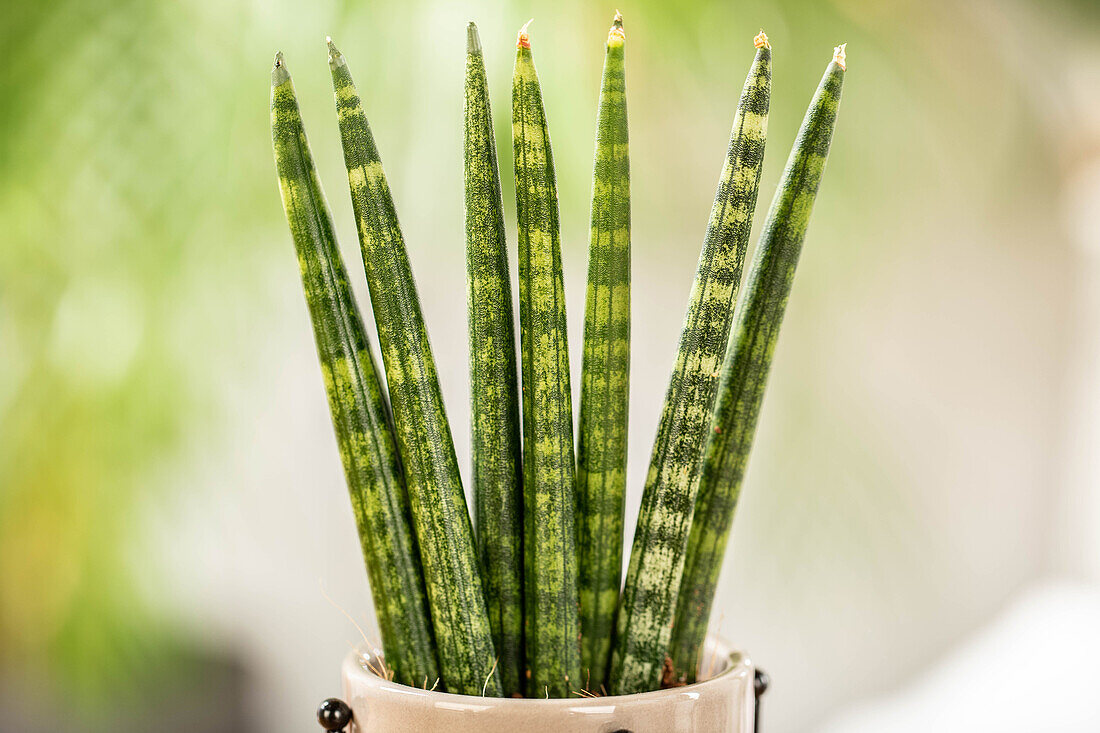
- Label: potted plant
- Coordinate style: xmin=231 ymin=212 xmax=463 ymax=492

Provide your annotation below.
xmin=271 ymin=15 xmax=845 ymax=732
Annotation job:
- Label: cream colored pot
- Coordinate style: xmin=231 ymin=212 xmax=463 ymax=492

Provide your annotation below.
xmin=339 ymin=637 xmax=756 ymax=732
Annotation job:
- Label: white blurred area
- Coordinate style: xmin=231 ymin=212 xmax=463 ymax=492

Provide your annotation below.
xmin=129 ymin=1 xmax=1100 ymax=732
xmin=818 ymin=582 xmax=1100 ymax=732
xmin=820 ymin=14 xmax=1100 ymax=731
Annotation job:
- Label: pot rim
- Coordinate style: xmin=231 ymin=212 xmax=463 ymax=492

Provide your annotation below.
xmin=342 ymin=637 xmax=752 ymax=707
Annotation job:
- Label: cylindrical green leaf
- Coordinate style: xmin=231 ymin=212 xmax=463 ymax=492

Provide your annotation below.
xmin=611 ymin=37 xmax=771 ymax=695
xmin=669 ymin=46 xmax=846 ymax=682
xmin=270 ymin=54 xmax=438 ymax=688
xmin=577 ymin=12 xmax=630 ymax=692
xmin=327 ymin=40 xmax=501 ymax=697
xmin=512 ymin=24 xmax=582 ymax=699
xmin=465 ymin=22 xmax=525 ymax=697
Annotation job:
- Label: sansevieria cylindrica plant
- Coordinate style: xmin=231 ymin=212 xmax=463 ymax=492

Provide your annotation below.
xmin=464 ymin=21 xmax=525 ymax=697
xmin=270 ymin=54 xmax=438 ymax=689
xmin=669 ymin=46 xmax=846 ymax=681
xmin=577 ymin=12 xmax=631 ymax=692
xmin=272 ymin=17 xmax=846 ymax=699
xmin=611 ymin=32 xmax=771 ymax=695
xmin=512 ymin=22 xmax=583 ymax=698
xmin=327 ymin=38 xmax=500 ymax=697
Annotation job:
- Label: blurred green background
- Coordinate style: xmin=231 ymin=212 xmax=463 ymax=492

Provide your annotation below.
xmin=2 ymin=0 xmax=1099 ymax=730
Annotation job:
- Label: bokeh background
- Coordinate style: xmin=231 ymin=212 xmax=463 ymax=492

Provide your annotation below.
xmin=3 ymin=0 xmax=1100 ymax=730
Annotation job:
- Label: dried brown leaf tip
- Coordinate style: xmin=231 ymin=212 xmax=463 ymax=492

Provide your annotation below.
xmin=754 ymin=30 xmax=770 ymax=49
xmin=609 ymin=11 xmax=625 ymax=42
xmin=517 ymin=19 xmax=533 ymax=49
xmin=833 ymin=42 xmax=847 ymax=70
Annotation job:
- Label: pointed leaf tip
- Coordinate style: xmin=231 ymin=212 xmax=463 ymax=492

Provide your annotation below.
xmin=754 ymin=30 xmax=770 ymax=50
xmin=833 ymin=43 xmax=847 ymax=70
xmin=467 ymin=22 xmax=482 ymax=53
xmin=327 ymin=37 xmax=346 ymax=68
xmin=271 ymin=52 xmax=290 ymax=85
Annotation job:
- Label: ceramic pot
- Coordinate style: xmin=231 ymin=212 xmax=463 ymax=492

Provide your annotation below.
xmin=338 ymin=636 xmax=756 ymax=732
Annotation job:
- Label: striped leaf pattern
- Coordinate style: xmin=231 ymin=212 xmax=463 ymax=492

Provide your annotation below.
xmin=577 ymin=12 xmax=630 ymax=691
xmin=465 ymin=22 xmax=525 ymax=697
xmin=611 ymin=37 xmax=771 ymax=695
xmin=669 ymin=46 xmax=845 ymax=681
xmin=327 ymin=40 xmax=501 ymax=697
xmin=511 ymin=25 xmax=582 ymax=699
xmin=270 ymin=54 xmax=439 ymax=688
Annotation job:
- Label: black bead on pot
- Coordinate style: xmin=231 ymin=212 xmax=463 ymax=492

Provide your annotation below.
xmin=317 ymin=697 xmax=353 ymax=732
xmin=753 ymin=668 xmax=769 ymax=733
